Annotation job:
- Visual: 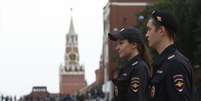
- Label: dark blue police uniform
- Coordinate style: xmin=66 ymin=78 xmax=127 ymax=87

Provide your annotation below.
xmin=113 ymin=55 xmax=149 ymax=101
xmin=149 ymin=44 xmax=193 ymax=101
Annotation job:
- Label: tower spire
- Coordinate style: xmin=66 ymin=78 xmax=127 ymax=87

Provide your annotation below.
xmin=68 ymin=8 xmax=76 ymax=34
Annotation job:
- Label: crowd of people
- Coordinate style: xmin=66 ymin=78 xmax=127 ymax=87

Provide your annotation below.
xmin=0 ymin=95 xmax=17 ymax=101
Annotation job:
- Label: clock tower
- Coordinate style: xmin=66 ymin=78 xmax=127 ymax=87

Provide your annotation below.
xmin=59 ymin=16 xmax=86 ymax=95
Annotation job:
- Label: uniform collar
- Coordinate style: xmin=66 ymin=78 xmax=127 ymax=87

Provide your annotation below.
xmin=117 ymin=55 xmax=142 ymax=78
xmin=120 ymin=55 xmax=142 ymax=72
xmin=155 ymin=44 xmax=176 ymax=66
xmin=127 ymin=54 xmax=142 ymax=65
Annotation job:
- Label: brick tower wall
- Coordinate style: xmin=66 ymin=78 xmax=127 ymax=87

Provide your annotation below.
xmin=60 ymin=74 xmax=86 ymax=95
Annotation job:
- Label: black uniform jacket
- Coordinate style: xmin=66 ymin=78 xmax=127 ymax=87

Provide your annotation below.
xmin=113 ymin=55 xmax=149 ymax=101
xmin=149 ymin=44 xmax=193 ymax=101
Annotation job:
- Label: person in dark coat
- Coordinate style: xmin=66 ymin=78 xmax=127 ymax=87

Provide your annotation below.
xmin=146 ymin=10 xmax=194 ymax=101
xmin=109 ymin=27 xmax=152 ymax=101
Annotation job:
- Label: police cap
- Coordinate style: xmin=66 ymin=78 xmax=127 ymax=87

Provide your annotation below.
xmin=151 ymin=10 xmax=178 ymax=34
xmin=108 ymin=27 xmax=145 ymax=44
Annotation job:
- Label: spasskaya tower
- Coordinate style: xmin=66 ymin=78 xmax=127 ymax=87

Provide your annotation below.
xmin=59 ymin=15 xmax=86 ymax=95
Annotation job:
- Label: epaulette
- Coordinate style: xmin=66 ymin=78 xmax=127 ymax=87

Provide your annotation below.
xmin=132 ymin=61 xmax=138 ymax=66
xmin=167 ymin=54 xmax=175 ymax=60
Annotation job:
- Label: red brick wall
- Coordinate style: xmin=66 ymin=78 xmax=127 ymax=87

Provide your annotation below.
xmin=95 ymin=67 xmax=104 ymax=85
xmin=60 ymin=74 xmax=86 ymax=95
xmin=109 ymin=5 xmax=145 ymax=30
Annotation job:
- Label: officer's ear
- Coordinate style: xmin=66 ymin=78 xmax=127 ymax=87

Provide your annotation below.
xmin=131 ymin=42 xmax=137 ymax=49
xmin=159 ymin=26 xmax=166 ymax=36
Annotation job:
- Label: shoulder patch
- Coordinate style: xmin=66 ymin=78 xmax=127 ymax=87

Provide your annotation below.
xmin=132 ymin=61 xmax=138 ymax=66
xmin=168 ymin=54 xmax=175 ymax=60
xmin=173 ymin=74 xmax=185 ymax=92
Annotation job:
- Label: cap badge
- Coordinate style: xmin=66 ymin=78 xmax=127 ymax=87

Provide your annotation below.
xmin=156 ymin=16 xmax=162 ymax=22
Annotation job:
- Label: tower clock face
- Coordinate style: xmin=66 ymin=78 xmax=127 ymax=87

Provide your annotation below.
xmin=69 ymin=53 xmax=76 ymax=60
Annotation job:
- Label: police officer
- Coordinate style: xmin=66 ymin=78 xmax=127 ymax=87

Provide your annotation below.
xmin=146 ymin=10 xmax=193 ymax=101
xmin=109 ymin=27 xmax=152 ymax=101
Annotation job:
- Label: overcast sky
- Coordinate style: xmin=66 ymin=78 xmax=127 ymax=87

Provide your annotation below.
xmin=0 ymin=0 xmax=107 ymax=97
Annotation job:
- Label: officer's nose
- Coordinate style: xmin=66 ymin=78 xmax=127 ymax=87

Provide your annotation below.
xmin=145 ymin=32 xmax=149 ymax=39
xmin=115 ymin=45 xmax=119 ymax=52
